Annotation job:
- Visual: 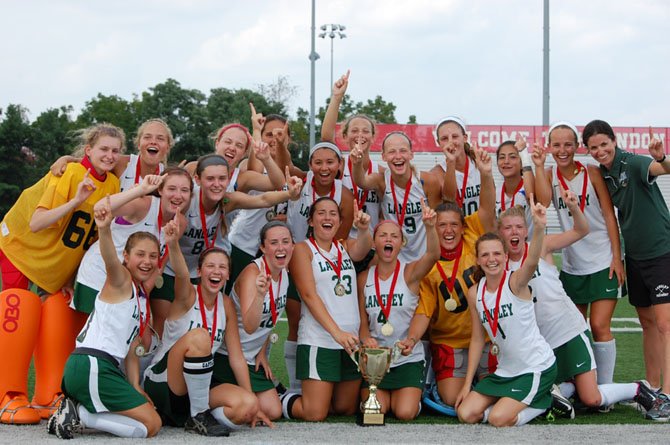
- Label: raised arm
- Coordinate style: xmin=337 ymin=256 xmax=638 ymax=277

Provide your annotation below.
xmin=97 ymin=174 xmax=163 ymax=218
xmin=473 ymin=144 xmax=496 ymax=232
xmin=531 ymin=138 xmax=553 ymax=207
xmin=344 ymin=198 xmax=372 ymax=261
xmin=648 ymin=127 xmax=670 ymax=177
xmin=236 ymin=141 xmax=286 ymax=192
xmin=225 ymin=167 xmax=303 ymax=212
xmin=236 ymin=263 xmax=269 ymax=335
xmin=510 ymin=197 xmax=546 ymax=296
xmin=95 ymin=195 xmax=133 ymax=302
xmin=441 ymin=142 xmax=458 ymax=202
xmin=321 ymin=70 xmax=350 ymax=143
xmin=542 ymin=187 xmax=589 ymax=257
xmin=406 ymin=199 xmax=439 ymax=289
xmin=516 ymin=136 xmax=536 ymax=207
xmin=165 ymin=214 xmax=195 ymax=316
xmin=350 ymin=142 xmax=385 ymax=194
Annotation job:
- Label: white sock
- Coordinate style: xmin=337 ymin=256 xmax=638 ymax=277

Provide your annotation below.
xmin=515 ymin=407 xmax=545 ymax=426
xmin=482 ymin=406 xmax=492 ymax=423
xmin=593 ymin=339 xmax=616 ymax=385
xmin=77 ymin=405 xmax=147 ymax=438
xmin=280 ymin=392 xmax=300 ymax=420
xmin=559 ymin=382 xmax=576 ymax=399
xmin=284 ymin=340 xmax=301 ymax=393
xmin=598 ymin=383 xmax=638 ymax=406
xmin=183 ymin=354 xmax=214 ymax=416
xmin=422 ymin=340 xmax=435 ymax=386
xmin=210 ymin=407 xmax=242 ymax=430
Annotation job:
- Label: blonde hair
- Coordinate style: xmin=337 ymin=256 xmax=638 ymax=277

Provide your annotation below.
xmin=72 ymin=123 xmax=126 ymax=156
xmin=133 ymin=118 xmax=174 ymax=149
xmin=497 ymin=205 xmax=527 ymax=229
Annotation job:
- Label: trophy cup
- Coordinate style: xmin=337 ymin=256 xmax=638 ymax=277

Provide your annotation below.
xmin=354 ymin=346 xmax=393 ymax=426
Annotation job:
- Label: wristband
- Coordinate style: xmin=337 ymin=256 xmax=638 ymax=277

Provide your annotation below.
xmin=657 ymin=154 xmax=667 ymax=163
xmin=519 ymin=148 xmax=532 ymax=169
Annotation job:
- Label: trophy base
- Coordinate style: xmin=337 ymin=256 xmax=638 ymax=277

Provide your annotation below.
xmin=356 ymin=411 xmax=385 ymax=426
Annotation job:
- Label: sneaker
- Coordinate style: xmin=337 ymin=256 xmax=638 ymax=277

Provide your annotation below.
xmin=185 ymin=411 xmax=231 ymax=437
xmin=46 ymin=413 xmax=58 ymax=435
xmin=645 ymin=393 xmax=670 ymax=422
xmin=546 ymin=384 xmax=575 ymax=420
xmin=54 ymin=397 xmax=81 ymax=440
xmin=634 ymin=380 xmax=658 ymax=412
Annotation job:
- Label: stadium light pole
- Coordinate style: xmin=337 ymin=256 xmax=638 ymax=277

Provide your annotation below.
xmin=308 ymin=1 xmax=320 ymax=149
xmin=542 ymin=0 xmax=550 ymax=126
xmin=319 ymin=24 xmax=347 ymax=93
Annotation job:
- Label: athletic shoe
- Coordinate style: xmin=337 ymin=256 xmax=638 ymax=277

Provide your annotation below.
xmin=645 ymin=393 xmax=670 ymax=422
xmin=47 ymin=413 xmax=58 ymax=435
xmin=185 ymin=411 xmax=231 ymax=437
xmin=545 ymin=385 xmax=575 ymax=420
xmin=54 ymin=397 xmax=81 ymax=440
xmin=634 ymin=380 xmax=658 ymax=412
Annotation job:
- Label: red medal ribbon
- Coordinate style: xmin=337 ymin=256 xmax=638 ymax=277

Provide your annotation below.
xmin=134 ymin=282 xmax=151 ymax=342
xmin=309 ymin=237 xmax=343 ymax=282
xmin=156 ymin=202 xmax=169 ymax=267
xmin=506 ymin=243 xmax=528 ymax=270
xmin=373 ymin=260 xmax=401 ymax=324
xmin=500 ymin=179 xmax=524 ymax=211
xmin=196 ymin=285 xmax=218 ymax=346
xmin=390 ymin=175 xmax=412 ymax=227
xmin=263 ymin=258 xmax=282 ymax=326
xmin=311 ymin=177 xmax=335 ymax=203
xmin=134 ymin=159 xmax=160 ymax=185
xmin=556 ymin=162 xmax=588 ymax=212
xmin=481 ymin=270 xmax=507 ymax=339
xmin=347 ymin=156 xmax=371 ymax=210
xmin=198 ymin=188 xmax=219 ymax=250
xmin=456 ymin=156 xmax=470 ymax=208
xmin=436 ymin=241 xmax=463 ymax=292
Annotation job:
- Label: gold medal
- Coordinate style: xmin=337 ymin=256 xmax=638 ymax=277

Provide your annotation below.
xmin=381 ymin=322 xmax=394 ymax=337
xmin=269 ymin=333 xmax=279 ymax=344
xmin=444 ymin=298 xmax=457 ymax=311
xmin=155 ymin=275 xmax=164 ymax=289
xmin=265 ymin=210 xmax=276 ymax=221
xmin=490 ymin=342 xmax=500 ymax=356
xmin=402 ymin=235 xmax=408 ymax=247
xmin=135 ymin=343 xmax=146 ymax=357
xmin=335 ymin=282 xmax=346 ymax=296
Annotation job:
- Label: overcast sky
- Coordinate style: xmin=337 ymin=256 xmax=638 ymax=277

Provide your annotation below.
xmin=1 ymin=0 xmax=668 ymax=127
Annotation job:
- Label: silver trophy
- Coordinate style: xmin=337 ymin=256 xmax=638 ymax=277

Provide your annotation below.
xmin=352 ymin=346 xmax=394 ymax=426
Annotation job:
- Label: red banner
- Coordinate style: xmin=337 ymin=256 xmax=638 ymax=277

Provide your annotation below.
xmin=334 ymin=124 xmax=669 ymax=155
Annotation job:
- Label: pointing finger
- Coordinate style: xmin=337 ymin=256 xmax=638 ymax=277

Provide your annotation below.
xmin=249 ymin=102 xmax=257 ymax=115
xmin=344 ymin=69 xmax=350 ymax=80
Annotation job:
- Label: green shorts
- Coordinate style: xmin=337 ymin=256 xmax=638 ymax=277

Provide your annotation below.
xmin=72 ymin=281 xmax=98 ymax=314
xmin=226 ymin=244 xmax=256 ymax=295
xmin=553 ymin=331 xmax=596 ymax=384
xmin=296 ymin=345 xmax=361 ymax=382
xmin=143 ymin=353 xmax=190 ymax=427
xmin=149 ymin=273 xmax=199 ymax=302
xmin=62 ymin=353 xmax=146 ymax=413
xmin=560 ymin=267 xmax=625 ymax=305
xmin=211 ymin=353 xmax=275 ymax=393
xmin=474 ymin=363 xmax=557 ymax=409
xmin=361 ymin=360 xmax=425 ymax=390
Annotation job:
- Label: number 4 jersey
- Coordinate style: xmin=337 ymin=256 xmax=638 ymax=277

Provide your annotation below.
xmin=0 ymin=162 xmax=119 ymax=294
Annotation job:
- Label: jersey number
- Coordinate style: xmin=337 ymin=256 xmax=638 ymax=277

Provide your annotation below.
xmin=332 ymin=275 xmax=352 ymax=294
xmin=62 ymin=211 xmax=97 ymax=250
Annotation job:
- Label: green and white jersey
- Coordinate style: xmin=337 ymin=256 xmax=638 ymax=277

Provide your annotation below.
xmin=362 ymin=263 xmax=423 ymax=367
xmin=119 ymin=154 xmax=165 ymax=192
xmin=476 ymin=273 xmax=554 ymax=377
xmin=495 ymin=182 xmax=533 ymax=236
xmin=298 ymin=239 xmax=359 ymax=349
xmin=287 ymin=171 xmax=343 ymax=243
xmin=381 ymin=170 xmax=427 ymax=262
xmin=342 ymin=154 xmax=381 ymax=233
xmin=439 ymin=158 xmax=482 ymax=216
xmin=221 ymin=258 xmax=289 ymax=364
xmin=76 ymin=283 xmax=146 ymax=364
xmin=508 ymin=254 xmax=588 ymax=349
xmin=551 ymin=166 xmax=611 ymax=274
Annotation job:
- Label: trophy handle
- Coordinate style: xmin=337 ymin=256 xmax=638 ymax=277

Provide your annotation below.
xmin=348 ymin=347 xmax=361 ymax=371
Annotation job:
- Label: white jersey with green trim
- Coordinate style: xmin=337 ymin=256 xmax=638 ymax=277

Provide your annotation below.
xmin=381 ymin=170 xmax=426 ymax=263
xmin=495 ymin=182 xmax=533 ymax=236
xmin=476 ymin=272 xmax=555 ymax=377
xmin=76 ymin=283 xmax=147 ymax=364
xmin=119 ymin=154 xmax=165 ymax=192
xmin=287 ymin=171 xmax=343 ymax=243
xmin=508 ymin=255 xmax=588 ymax=349
xmin=439 ymin=158 xmax=481 ymax=217
xmin=298 ymin=239 xmax=359 ymax=349
xmin=362 ymin=263 xmax=423 ymax=367
xmin=220 ymin=258 xmax=289 ymax=364
xmin=342 ymin=154 xmax=381 ymax=233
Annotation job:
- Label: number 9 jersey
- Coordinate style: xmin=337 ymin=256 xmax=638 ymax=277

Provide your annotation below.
xmin=0 ymin=163 xmax=119 ymax=294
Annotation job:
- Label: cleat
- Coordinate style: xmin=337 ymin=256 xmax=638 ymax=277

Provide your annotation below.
xmin=47 ymin=413 xmax=58 ymax=435
xmin=185 ymin=411 xmax=231 ymax=437
xmin=645 ymin=393 xmax=670 ymax=422
xmin=545 ymin=384 xmax=575 ymax=420
xmin=54 ymin=397 xmax=81 ymax=440
xmin=634 ymin=380 xmax=658 ymax=412
xmin=33 ymin=393 xmax=64 ymax=419
xmin=0 ymin=393 xmax=41 ymax=425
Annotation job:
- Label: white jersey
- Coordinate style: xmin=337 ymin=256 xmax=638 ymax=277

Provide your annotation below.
xmin=298 ymin=240 xmax=359 ymax=349
xmin=495 ymin=181 xmax=533 ymax=236
xmin=362 ymin=263 xmax=423 ymax=367
xmin=342 ymin=154 xmax=381 ymax=234
xmin=551 ymin=167 xmax=612 ymax=274
xmin=119 ymin=154 xmax=165 ymax=192
xmin=145 ymin=286 xmax=226 ymax=383
xmin=287 ymin=171 xmax=343 ymax=243
xmin=76 ymin=283 xmax=147 ymax=364
xmin=508 ymin=254 xmax=588 ymax=349
xmin=76 ymin=197 xmax=161 ymax=293
xmin=164 ymin=185 xmax=228 ymax=278
xmin=439 ymin=157 xmax=481 ymax=217
xmin=381 ymin=170 xmax=426 ymax=262
xmin=476 ymin=273 xmax=555 ymax=377
xmin=220 ymin=258 xmax=289 ymax=364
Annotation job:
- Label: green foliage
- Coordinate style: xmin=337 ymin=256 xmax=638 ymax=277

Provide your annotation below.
xmin=0 ymin=105 xmax=33 ymax=218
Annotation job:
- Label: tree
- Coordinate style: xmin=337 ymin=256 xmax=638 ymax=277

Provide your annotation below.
xmin=206 ymin=87 xmax=285 ymax=136
xmin=29 ymin=106 xmax=76 ymax=183
xmin=0 ymin=105 xmax=33 ymax=218
xmin=256 ymin=75 xmax=298 ymax=113
xmin=407 ymin=115 xmax=417 ymax=124
xmin=356 ymin=95 xmax=397 ymax=124
xmin=76 ymin=94 xmax=138 ymax=149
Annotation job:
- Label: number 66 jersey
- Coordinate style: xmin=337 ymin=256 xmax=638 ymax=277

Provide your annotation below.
xmin=0 ymin=162 xmax=119 ymax=294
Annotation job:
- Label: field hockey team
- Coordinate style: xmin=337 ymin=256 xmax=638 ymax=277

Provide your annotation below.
xmin=1 ymin=73 xmax=669 ymax=438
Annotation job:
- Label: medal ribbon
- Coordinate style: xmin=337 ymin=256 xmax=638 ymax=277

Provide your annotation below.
xmin=196 ymin=285 xmax=218 ymax=346
xmin=80 ymin=156 xmax=106 ymax=181
xmin=506 ymin=243 xmax=528 ymax=270
xmin=347 ymin=157 xmax=371 ymax=210
xmin=481 ymin=270 xmax=506 ymax=339
xmin=436 ymin=240 xmax=463 ymax=293
xmin=134 ymin=282 xmax=151 ymax=343
xmin=134 ymin=159 xmax=160 ymax=185
xmin=373 ymin=260 xmax=401 ymax=324
xmin=500 ymin=179 xmax=524 ymax=211
xmin=156 ymin=202 xmax=169 ymax=268
xmin=309 ymin=237 xmax=343 ymax=282
xmin=456 ymin=156 xmax=470 ymax=208
xmin=311 ymin=177 xmax=335 ymax=203
xmin=390 ymin=175 xmax=412 ymax=227
xmin=556 ymin=162 xmax=588 ymax=212
xmin=198 ymin=188 xmax=219 ymax=249
xmin=263 ymin=258 xmax=282 ymax=326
